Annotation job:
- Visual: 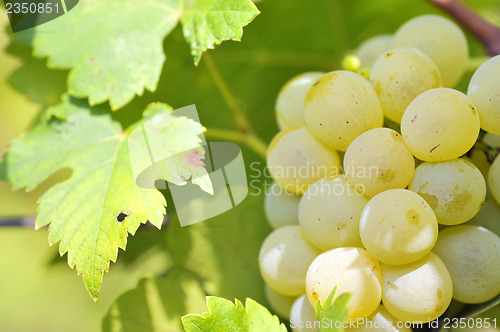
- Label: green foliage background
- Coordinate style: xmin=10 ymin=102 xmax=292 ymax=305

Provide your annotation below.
xmin=1 ymin=0 xmax=500 ymax=331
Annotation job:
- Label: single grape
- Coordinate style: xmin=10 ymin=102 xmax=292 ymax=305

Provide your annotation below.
xmin=488 ymin=154 xmax=500 ymax=206
xmin=370 ymin=47 xmax=441 ymax=123
xmin=264 ymin=284 xmax=297 ymax=320
xmin=304 ymin=70 xmax=384 ymax=151
xmin=468 ymin=55 xmax=500 ymax=134
xmin=344 ymin=128 xmax=415 ymax=197
xmin=401 ymin=88 xmax=480 ymax=162
xmin=298 ymin=176 xmax=367 ymax=251
xmin=290 ymin=295 xmax=318 ymax=332
xmin=382 ymin=252 xmax=453 ymax=324
xmin=355 ymin=34 xmax=393 ymax=68
xmin=264 ymin=182 xmax=301 ymax=229
xmin=408 ymin=158 xmax=486 ymax=225
xmin=267 ymin=127 xmax=341 ymax=194
xmin=392 ymin=15 xmax=468 ymax=87
xmin=305 ymin=247 xmax=382 ymax=320
xmin=276 ymin=72 xmax=325 ymax=130
xmin=359 ymin=189 xmax=438 ymax=265
xmin=433 ymin=225 xmax=500 ymax=303
xmin=344 ymin=305 xmax=412 ymax=332
xmin=259 ymin=226 xmax=319 ymax=296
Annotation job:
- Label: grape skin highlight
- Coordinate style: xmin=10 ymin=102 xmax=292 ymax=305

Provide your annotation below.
xmin=408 ymin=158 xmax=486 ymax=225
xmin=392 ymin=15 xmax=468 ymax=87
xmin=304 ymin=70 xmax=384 ymax=151
xmin=401 ymin=88 xmax=480 ymax=162
xmin=433 ymin=225 xmax=500 ymax=304
xmin=468 ymin=55 xmax=500 ymax=134
xmin=259 ymin=226 xmax=320 ymax=296
xmin=276 ymin=72 xmax=325 ymax=130
xmin=264 ymin=182 xmax=301 ymax=229
xmin=298 ymin=176 xmax=367 ymax=252
xmin=382 ymin=252 xmax=453 ymax=324
xmin=267 ymin=127 xmax=341 ymax=194
xmin=305 ymin=247 xmax=382 ymax=320
xmin=344 ymin=128 xmax=415 ymax=197
xmin=359 ymin=189 xmax=438 ymax=265
xmin=370 ymin=47 xmax=441 ymax=123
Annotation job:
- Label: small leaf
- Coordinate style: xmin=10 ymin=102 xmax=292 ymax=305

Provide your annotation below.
xmin=0 ymin=97 xmax=211 ymax=300
xmin=315 ymin=286 xmax=350 ymax=332
xmin=181 ymin=296 xmax=287 ymax=332
xmin=181 ymin=0 xmax=260 ymax=65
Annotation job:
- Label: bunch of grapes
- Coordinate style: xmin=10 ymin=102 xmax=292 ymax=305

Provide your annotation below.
xmin=259 ymin=14 xmax=500 ymax=331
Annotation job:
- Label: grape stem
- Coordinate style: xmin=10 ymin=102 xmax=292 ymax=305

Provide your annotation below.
xmin=429 ymin=0 xmax=500 ymax=56
xmin=203 ymin=54 xmax=268 ymax=159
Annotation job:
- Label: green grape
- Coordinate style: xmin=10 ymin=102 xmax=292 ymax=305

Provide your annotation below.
xmin=264 ymin=182 xmax=301 ymax=229
xmin=355 ymin=34 xmax=393 ymax=68
xmin=484 ymin=132 xmax=500 ymax=148
xmin=433 ymin=225 xmax=500 ymax=304
xmin=264 ymin=284 xmax=297 ymax=320
xmin=359 ymin=189 xmax=438 ymax=265
xmin=298 ymin=176 xmax=367 ymax=252
xmin=344 ymin=128 xmax=415 ymax=197
xmin=305 ymin=247 xmax=382 ymax=320
xmin=489 ymin=154 xmax=500 ymax=206
xmin=345 ymin=305 xmax=412 ymax=332
xmin=304 ymin=70 xmax=384 ymax=151
xmin=290 ymin=295 xmax=318 ymax=332
xmin=468 ymin=55 xmax=500 ymax=134
xmin=276 ymin=72 xmax=325 ymax=130
xmin=392 ymin=15 xmax=468 ymax=87
xmin=408 ymin=158 xmax=486 ymax=225
xmin=468 ymin=190 xmax=500 ymax=237
xmin=259 ymin=225 xmax=320 ymax=296
xmin=370 ymin=47 xmax=442 ymax=123
xmin=382 ymin=252 xmax=453 ymax=324
xmin=401 ymin=88 xmax=480 ymax=162
xmin=267 ymin=127 xmax=341 ymax=194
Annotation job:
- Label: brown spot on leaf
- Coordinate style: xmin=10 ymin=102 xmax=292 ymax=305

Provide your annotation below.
xmin=185 ymin=150 xmax=205 ymax=167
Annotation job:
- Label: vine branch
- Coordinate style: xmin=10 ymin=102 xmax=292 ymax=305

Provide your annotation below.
xmin=429 ymin=0 xmax=500 ymax=56
xmin=203 ymin=54 xmax=268 ymax=158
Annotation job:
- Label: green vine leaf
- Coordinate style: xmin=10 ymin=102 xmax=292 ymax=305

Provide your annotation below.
xmin=25 ymin=0 xmax=259 ymax=110
xmin=182 ymin=296 xmax=287 ymax=332
xmin=315 ymin=286 xmax=350 ymax=332
xmin=0 ymin=97 xmax=211 ymax=300
xmin=181 ymin=0 xmax=260 ymax=65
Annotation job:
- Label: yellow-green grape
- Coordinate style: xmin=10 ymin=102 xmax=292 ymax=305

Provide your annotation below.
xmin=304 ymin=70 xmax=384 ymax=151
xmin=264 ymin=284 xmax=296 ymax=320
xmin=392 ymin=15 xmax=468 ymax=87
xmin=264 ymin=182 xmax=301 ymax=229
xmin=370 ymin=47 xmax=442 ymax=123
xmin=259 ymin=226 xmax=320 ymax=296
xmin=355 ymin=34 xmax=393 ymax=68
xmin=345 ymin=305 xmax=412 ymax=332
xmin=342 ymin=54 xmax=361 ymax=73
xmin=489 ymin=154 xmax=500 ymax=206
xmin=469 ymin=190 xmax=500 ymax=237
xmin=433 ymin=225 xmax=500 ymax=304
xmin=382 ymin=252 xmax=453 ymax=324
xmin=468 ymin=55 xmax=500 ymax=134
xmin=276 ymin=72 xmax=325 ymax=130
xmin=305 ymin=247 xmax=382 ymax=319
xmin=298 ymin=176 xmax=367 ymax=252
xmin=360 ymin=189 xmax=438 ymax=265
xmin=484 ymin=133 xmax=500 ymax=148
xmin=408 ymin=158 xmax=486 ymax=225
xmin=401 ymin=88 xmax=480 ymax=162
xmin=344 ymin=128 xmax=415 ymax=197
xmin=290 ymin=295 xmax=318 ymax=332
xmin=267 ymin=127 xmax=341 ymax=194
